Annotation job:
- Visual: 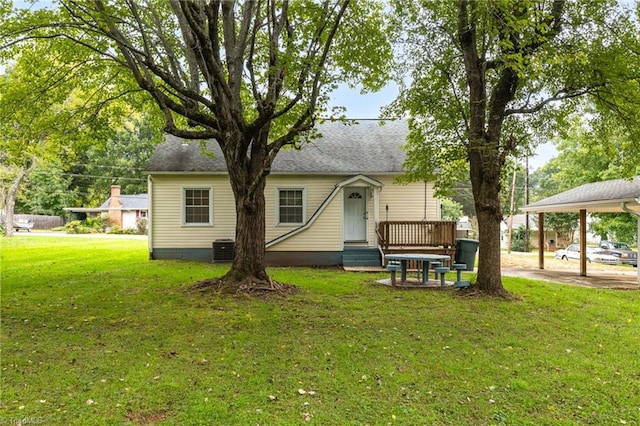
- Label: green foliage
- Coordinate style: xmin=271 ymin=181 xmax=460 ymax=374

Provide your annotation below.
xmin=439 ymin=197 xmax=464 ymax=221
xmin=0 ymin=14 xmax=151 ymax=223
xmin=63 ymin=220 xmax=91 ymax=234
xmin=3 ymin=237 xmax=640 ymax=424
xmin=382 ymin=1 xmax=640 ymax=293
xmin=17 ymin=161 xmax=77 ymax=217
xmin=107 ymin=224 xmax=135 ymax=235
xmin=70 ymin=114 xmax=161 ymax=207
xmin=388 ymin=1 xmax=639 ymax=191
xmin=64 ymin=216 xmax=108 ymax=234
xmin=531 ymin=114 xmax=638 ymax=244
xmin=510 ymin=226 xmax=529 ymax=252
xmin=544 ymin=213 xmax=578 ymax=248
xmin=5 ymin=0 xmax=394 ymax=281
xmin=591 ymin=213 xmax=638 ymax=245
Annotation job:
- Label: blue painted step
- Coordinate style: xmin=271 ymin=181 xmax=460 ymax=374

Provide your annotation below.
xmin=343 ymin=247 xmax=381 ymax=267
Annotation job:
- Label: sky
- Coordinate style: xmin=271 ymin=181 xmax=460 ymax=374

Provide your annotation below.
xmin=328 ymin=83 xmax=557 ymax=171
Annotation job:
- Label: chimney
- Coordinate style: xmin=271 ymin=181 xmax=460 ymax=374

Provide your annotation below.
xmin=108 ymin=185 xmax=123 ymax=227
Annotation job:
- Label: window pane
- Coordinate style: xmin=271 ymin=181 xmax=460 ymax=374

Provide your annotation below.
xmin=279 ymin=189 xmax=303 ymax=223
xmin=185 ymin=189 xmax=211 ymax=224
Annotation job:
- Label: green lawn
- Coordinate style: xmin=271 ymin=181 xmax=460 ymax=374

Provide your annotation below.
xmin=2 ymin=236 xmax=640 ymax=425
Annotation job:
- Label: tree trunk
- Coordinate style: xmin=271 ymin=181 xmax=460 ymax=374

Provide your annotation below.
xmin=221 ymin=176 xmax=270 ymax=288
xmin=198 ymin=129 xmax=294 ymax=295
xmin=473 ymin=185 xmax=509 ymax=296
xmin=463 ymin=138 xmax=511 ymax=297
xmin=3 ymin=165 xmax=33 ymax=238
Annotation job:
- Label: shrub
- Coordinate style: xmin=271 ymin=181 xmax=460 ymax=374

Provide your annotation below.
xmin=64 ymin=216 xmax=108 ymax=234
xmin=136 ymin=217 xmax=148 ymax=235
xmin=510 ymin=225 xmax=530 ymax=252
xmin=107 ymin=225 xmax=135 ymax=235
xmin=64 ymin=220 xmax=92 ymax=234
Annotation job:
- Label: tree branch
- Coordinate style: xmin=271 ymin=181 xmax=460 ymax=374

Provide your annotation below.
xmin=505 ymin=87 xmax=593 ymax=115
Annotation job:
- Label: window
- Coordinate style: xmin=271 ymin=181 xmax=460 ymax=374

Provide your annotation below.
xmin=184 ymin=188 xmax=212 ymax=225
xmin=278 ymin=188 xmax=304 ymax=224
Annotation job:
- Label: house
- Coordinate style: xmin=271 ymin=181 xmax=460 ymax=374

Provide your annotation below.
xmin=501 ymin=214 xmax=559 ymax=249
xmin=143 ymin=119 xmax=450 ymax=266
xmin=64 ymin=185 xmax=148 ymax=230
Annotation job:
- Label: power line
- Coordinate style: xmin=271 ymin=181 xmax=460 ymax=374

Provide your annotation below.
xmin=31 ymin=170 xmax=146 ymax=181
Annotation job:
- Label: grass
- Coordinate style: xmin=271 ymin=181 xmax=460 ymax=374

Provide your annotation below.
xmin=2 ymin=236 xmax=640 ymax=425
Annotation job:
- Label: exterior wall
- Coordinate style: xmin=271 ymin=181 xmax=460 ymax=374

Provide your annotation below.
xmin=148 ymin=173 xmax=438 ymax=263
xmin=122 ymin=211 xmax=138 ymax=230
xmin=376 ymin=177 xmax=439 ymax=222
xmin=267 ymin=182 xmax=344 ymax=251
xmin=264 ymin=175 xmax=343 ymax=248
xmin=150 ymin=174 xmax=234 ymax=249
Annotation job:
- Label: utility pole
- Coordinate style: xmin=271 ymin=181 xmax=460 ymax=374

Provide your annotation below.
xmin=507 ymin=166 xmax=517 ymax=254
xmin=525 ymin=156 xmax=530 ymax=252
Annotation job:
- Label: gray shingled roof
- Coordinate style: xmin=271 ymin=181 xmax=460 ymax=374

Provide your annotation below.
xmin=144 ymin=119 xmax=409 ymax=174
xmin=522 ymin=177 xmax=640 ymax=213
xmin=100 ymin=194 xmax=148 ymax=210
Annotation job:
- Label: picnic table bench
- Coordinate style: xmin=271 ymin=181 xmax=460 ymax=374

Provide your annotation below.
xmin=384 ymin=253 xmax=451 ymax=286
xmin=385 ymin=253 xmax=471 ymax=289
xmin=13 ymin=219 xmax=34 ymax=232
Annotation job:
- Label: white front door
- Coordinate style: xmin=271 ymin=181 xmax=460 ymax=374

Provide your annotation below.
xmin=344 ymin=188 xmax=367 ymax=241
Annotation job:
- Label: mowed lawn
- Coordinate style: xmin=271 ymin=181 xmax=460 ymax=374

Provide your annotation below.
xmin=2 ymin=236 xmax=640 ymax=425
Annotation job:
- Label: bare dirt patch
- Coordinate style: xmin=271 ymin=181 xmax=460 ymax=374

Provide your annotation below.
xmin=501 ymin=251 xmax=639 ymax=289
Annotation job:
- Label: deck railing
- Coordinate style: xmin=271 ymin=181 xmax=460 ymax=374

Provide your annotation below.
xmin=377 ymin=221 xmax=457 ymax=249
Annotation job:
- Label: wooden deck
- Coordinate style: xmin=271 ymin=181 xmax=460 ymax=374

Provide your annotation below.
xmin=377 ymin=221 xmax=458 ymax=266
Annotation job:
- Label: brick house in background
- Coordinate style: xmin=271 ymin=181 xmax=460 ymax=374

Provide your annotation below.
xmin=65 ymin=185 xmax=148 ymax=230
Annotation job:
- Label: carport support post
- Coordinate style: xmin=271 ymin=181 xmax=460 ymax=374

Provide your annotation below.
xmin=580 ymin=209 xmax=587 ymax=277
xmin=621 ymin=201 xmax=640 ymax=285
xmin=538 ymin=212 xmax=545 ymax=270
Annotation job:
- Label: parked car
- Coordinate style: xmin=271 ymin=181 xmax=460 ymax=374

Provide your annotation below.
xmin=598 ymin=241 xmax=638 ymax=267
xmin=554 ymin=244 xmax=621 ymax=265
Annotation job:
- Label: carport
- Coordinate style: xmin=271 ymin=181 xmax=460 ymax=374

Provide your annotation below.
xmin=521 ymin=177 xmax=640 ymax=284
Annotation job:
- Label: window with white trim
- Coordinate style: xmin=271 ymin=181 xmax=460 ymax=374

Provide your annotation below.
xmin=278 ymin=188 xmax=304 ymax=225
xmin=184 ymin=188 xmax=213 ymax=225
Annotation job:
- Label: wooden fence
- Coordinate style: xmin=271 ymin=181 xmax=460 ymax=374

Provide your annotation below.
xmin=1 ymin=214 xmax=64 ymax=230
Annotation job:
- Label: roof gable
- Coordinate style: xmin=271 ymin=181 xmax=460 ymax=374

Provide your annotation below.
xmin=145 ymin=119 xmax=409 ymax=174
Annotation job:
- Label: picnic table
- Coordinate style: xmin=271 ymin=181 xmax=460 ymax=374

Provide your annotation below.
xmin=13 ymin=219 xmax=34 ymax=232
xmin=384 ymin=253 xmax=451 ymax=285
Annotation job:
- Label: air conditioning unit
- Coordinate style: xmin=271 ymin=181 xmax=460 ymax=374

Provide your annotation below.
xmin=212 ymin=239 xmax=234 ymax=263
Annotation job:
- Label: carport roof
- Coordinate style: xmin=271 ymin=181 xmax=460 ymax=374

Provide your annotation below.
xmin=521 ymin=176 xmax=640 ymax=213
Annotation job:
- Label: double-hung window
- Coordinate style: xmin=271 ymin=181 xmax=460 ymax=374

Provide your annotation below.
xmin=278 ymin=188 xmax=304 ymax=225
xmin=184 ymin=188 xmax=213 ymax=225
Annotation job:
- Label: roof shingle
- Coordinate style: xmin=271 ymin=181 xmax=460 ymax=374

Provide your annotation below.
xmin=145 ymin=119 xmax=409 ymax=174
xmin=523 ymin=177 xmax=640 ymax=213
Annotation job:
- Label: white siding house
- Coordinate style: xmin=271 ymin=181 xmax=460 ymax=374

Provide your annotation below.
xmin=144 ymin=120 xmax=441 ymax=266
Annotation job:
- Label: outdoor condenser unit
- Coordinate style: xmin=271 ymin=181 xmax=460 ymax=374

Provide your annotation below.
xmin=212 ymin=239 xmax=234 ymax=263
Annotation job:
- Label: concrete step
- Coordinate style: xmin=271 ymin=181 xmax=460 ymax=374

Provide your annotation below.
xmin=343 ymin=247 xmax=381 ymax=267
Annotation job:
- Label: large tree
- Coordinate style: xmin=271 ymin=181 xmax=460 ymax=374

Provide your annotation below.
xmin=0 ymin=43 xmax=77 ymax=237
xmin=388 ymin=0 xmax=640 ymax=296
xmin=4 ymin=1 xmax=389 ymax=292
xmin=0 ymin=30 xmax=143 ymax=236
